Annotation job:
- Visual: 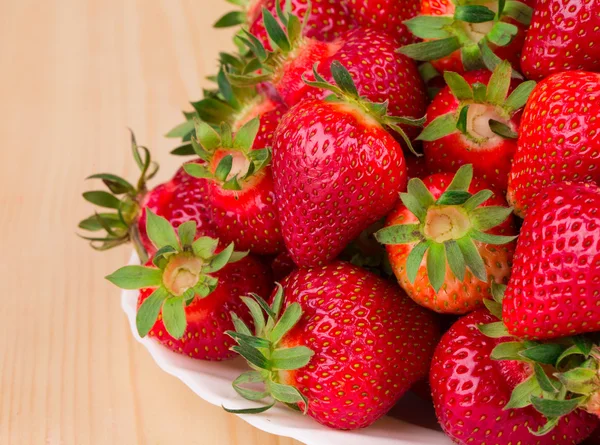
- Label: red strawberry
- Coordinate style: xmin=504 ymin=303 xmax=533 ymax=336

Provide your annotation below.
xmin=502 ymin=181 xmax=600 ymax=340
xmin=584 ymin=427 xmax=600 ymax=444
xmin=520 ymin=0 xmax=600 ymax=80
xmin=106 ymin=211 xmax=273 ymax=360
xmin=272 ymin=63 xmax=425 ymax=267
xmin=184 ymin=119 xmax=285 ymax=255
xmin=376 ymin=165 xmax=517 ymax=314
xmin=400 ymin=0 xmax=535 ymax=73
xmin=431 ymin=309 xmax=598 ymax=444
xmin=79 ymin=134 xmax=216 ymax=262
xmin=507 ymin=71 xmax=600 ymax=217
xmin=269 ymin=250 xmax=296 ymax=281
xmin=418 ymin=61 xmax=535 ymax=193
xmin=346 ymin=0 xmax=420 ymax=45
xmin=226 ymin=261 xmax=440 ymax=430
xmin=405 ymin=152 xmax=430 ymax=181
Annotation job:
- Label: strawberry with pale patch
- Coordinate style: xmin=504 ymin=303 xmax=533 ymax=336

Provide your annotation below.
xmin=507 ymin=71 xmax=600 ymax=217
xmin=418 ymin=61 xmax=535 ymax=193
xmin=226 ymin=261 xmax=439 ymax=430
xmin=376 ymin=165 xmax=517 ymax=314
xmin=106 ymin=210 xmax=272 ymax=360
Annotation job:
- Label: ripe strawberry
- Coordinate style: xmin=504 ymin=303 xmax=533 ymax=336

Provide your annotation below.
xmin=418 ymin=61 xmax=535 ymax=193
xmin=346 ymin=0 xmax=420 ymax=45
xmin=405 ymin=152 xmax=430 ymax=181
xmin=106 ymin=211 xmax=272 ymax=360
xmin=399 ymin=0 xmax=535 ymax=73
xmin=272 ymin=63 xmax=425 ymax=267
xmin=431 ymin=309 xmax=598 ymax=444
xmin=376 ymin=165 xmax=517 ymax=314
xmin=79 ymin=133 xmax=216 ymax=262
xmin=584 ymin=427 xmax=600 ymax=444
xmin=520 ymin=0 xmax=600 ymax=80
xmin=183 ymin=118 xmax=284 ymax=255
xmin=502 ymin=182 xmax=600 ymax=340
xmin=507 ymin=71 xmax=600 ymax=217
xmin=269 ymin=250 xmax=296 ymax=281
xmin=226 ymin=261 xmax=440 ymax=430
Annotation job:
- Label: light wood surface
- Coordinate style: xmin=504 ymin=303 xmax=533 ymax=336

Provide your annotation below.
xmin=0 ymin=1 xmax=301 ymax=444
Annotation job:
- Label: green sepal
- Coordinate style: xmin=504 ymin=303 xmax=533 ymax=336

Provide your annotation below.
xmin=427 ymin=242 xmax=447 ymax=292
xmin=271 ymin=346 xmax=315 ymax=370
xmin=192 ymin=236 xmax=219 ymax=259
xmin=171 ymin=144 xmax=195 ymax=156
xmin=529 ymin=418 xmax=560 ymax=437
xmin=463 ymin=190 xmax=493 ymax=212
xmin=406 ymin=240 xmax=431 ymax=283
xmin=456 ymin=105 xmax=469 ymax=135
xmin=504 ymin=0 xmax=533 ymax=25
xmin=444 ymin=71 xmax=473 ymax=101
xmin=530 ymin=396 xmax=585 ymax=418
xmin=206 ymin=242 xmax=236 ymax=273
xmin=162 ymin=295 xmax=187 ymax=339
xmin=436 ymin=190 xmax=472 ymax=205
xmin=489 ymin=120 xmax=518 ymax=139
xmin=534 ymin=363 xmax=560 ymax=393
xmin=519 ymin=344 xmax=566 ymax=365
xmin=478 ymin=321 xmax=511 ymax=338
xmin=136 ymin=286 xmax=169 ymax=337
xmin=483 ymin=297 xmax=502 ymax=320
xmin=152 ymin=245 xmax=178 ymax=269
xmin=505 ymin=80 xmax=536 ymax=112
xmin=491 ymin=341 xmax=526 ymax=361
xmin=86 ymin=173 xmax=135 ymax=195
xmin=178 ymin=221 xmax=197 ymax=248
xmin=504 ymin=375 xmax=541 ymax=410
xmin=460 ymin=44 xmax=485 ymax=71
xmin=223 ymin=403 xmax=276 ymax=414
xmin=166 ymin=120 xmax=195 ymax=139
xmin=269 ymin=302 xmax=302 ymax=344
xmin=470 ymin=229 xmax=518 ymax=245
xmin=232 ymin=343 xmax=270 ymax=369
xmin=146 ymin=209 xmax=181 ymax=251
xmin=470 ymin=206 xmax=513 ymax=231
xmin=486 ymin=60 xmax=512 ymax=105
xmin=268 ymin=380 xmax=308 ymax=407
xmin=83 ymin=191 xmax=122 ymax=209
xmin=214 ymin=11 xmax=246 ymax=28
xmin=455 ymin=5 xmax=496 ymax=23
xmin=184 ymin=163 xmax=213 ymax=179
xmin=105 ymin=265 xmax=163 ymax=290
xmin=487 ymin=22 xmax=518 ymax=47
xmin=472 ymin=82 xmax=487 ymax=102
xmin=228 ymin=331 xmax=272 ymax=349
xmin=556 ymin=368 xmax=597 ymax=395
xmin=404 ymin=16 xmax=454 ymax=39
xmin=232 ymin=371 xmax=270 ymax=401
xmin=491 ymin=282 xmax=506 ymax=304
xmin=447 ymin=164 xmax=473 ymax=191
xmin=398 ymin=37 xmax=462 ymax=62
xmin=416 ymin=113 xmax=457 ymax=142
xmin=262 ymin=7 xmax=291 ymax=52
xmin=375 ymin=224 xmax=422 ymax=245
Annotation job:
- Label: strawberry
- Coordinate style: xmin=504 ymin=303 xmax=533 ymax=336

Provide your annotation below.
xmin=418 ymin=61 xmax=535 ymax=193
xmin=226 ymin=261 xmax=440 ymax=430
xmin=183 ymin=118 xmax=284 ymax=255
xmin=106 ymin=210 xmax=272 ymax=360
xmin=431 ymin=309 xmax=598 ymax=444
xmin=584 ymin=428 xmax=600 ymax=444
xmin=269 ymin=250 xmax=296 ymax=281
xmin=399 ymin=0 xmax=534 ymax=73
xmin=501 ymin=181 xmax=600 ymax=340
xmin=405 ymin=152 xmax=430 ymax=181
xmin=507 ymin=71 xmax=600 ymax=218
xmin=520 ymin=0 xmax=600 ymax=80
xmin=346 ymin=0 xmax=420 ymax=45
xmin=376 ymin=165 xmax=517 ymax=314
xmin=272 ymin=63 xmax=424 ymax=267
xmin=79 ymin=133 xmax=216 ymax=262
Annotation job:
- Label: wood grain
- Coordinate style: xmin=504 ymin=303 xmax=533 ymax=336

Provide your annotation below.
xmin=0 ymin=1 xmax=300 ymax=444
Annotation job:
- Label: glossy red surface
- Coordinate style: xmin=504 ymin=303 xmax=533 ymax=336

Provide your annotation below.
xmin=431 ymin=310 xmax=598 ymax=444
xmin=503 ymin=182 xmax=600 ymax=339
xmin=273 ymin=100 xmax=407 ymax=267
xmin=279 ymin=261 xmax=440 ymax=430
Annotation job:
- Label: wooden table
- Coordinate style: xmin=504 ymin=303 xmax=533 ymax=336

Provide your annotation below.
xmin=0 ymin=1 xmax=300 ymax=443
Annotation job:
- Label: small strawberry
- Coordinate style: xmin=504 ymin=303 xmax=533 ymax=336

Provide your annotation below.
xmin=376 ymin=165 xmax=517 ymax=314
xmin=502 ymin=181 xmax=600 ymax=340
xmin=520 ymin=0 xmax=600 ymax=80
xmin=226 ymin=261 xmax=439 ymax=430
xmin=431 ymin=309 xmax=598 ymax=444
xmin=346 ymin=0 xmax=421 ymax=45
xmin=418 ymin=61 xmax=535 ymax=193
xmin=183 ymin=118 xmax=284 ymax=255
xmin=106 ymin=210 xmax=272 ymax=360
xmin=79 ymin=133 xmax=216 ymax=262
xmin=273 ymin=62 xmax=424 ymax=267
xmin=507 ymin=71 xmax=600 ymax=217
xmin=399 ymin=0 xmax=534 ymax=73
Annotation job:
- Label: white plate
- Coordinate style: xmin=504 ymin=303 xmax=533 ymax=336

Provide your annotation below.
xmin=120 ymin=254 xmax=451 ymax=445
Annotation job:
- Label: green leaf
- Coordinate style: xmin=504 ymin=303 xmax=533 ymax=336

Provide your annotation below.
xmin=486 ymin=60 xmax=512 ymax=105
xmin=470 ymin=206 xmax=513 ymax=231
xmin=472 ymin=82 xmax=487 ymax=102
xmin=505 ymin=80 xmax=536 ymax=112
xmin=520 ymin=344 xmax=565 ymax=365
xmin=165 ymin=119 xmax=195 ymax=138
xmin=418 ymin=62 xmax=440 ymax=84
xmin=87 ymin=173 xmax=135 ymax=195
xmin=557 ymin=367 xmax=597 ymax=395
xmin=530 ymin=396 xmax=584 ymax=418
xmin=436 ymin=190 xmax=472 ymax=205
xmin=215 ymin=155 xmax=234 ymax=182
xmin=232 ymin=371 xmax=269 ymax=401
xmin=234 ymin=118 xmax=260 ymax=151
xmin=404 ymin=15 xmax=454 ymax=39
xmin=444 ymin=71 xmax=473 ymax=101
xmin=400 ymin=192 xmax=427 ymax=221
xmin=416 ymin=113 xmax=457 ymax=141
xmin=230 ymin=312 xmax=252 ymax=336
xmin=152 ymin=245 xmax=178 ymax=269
xmin=268 ymin=381 xmax=306 ymax=404
xmin=457 ymin=236 xmax=487 ymax=281
xmin=105 ymin=265 xmax=163 ymax=290
xmin=241 ymin=296 xmax=266 ymax=336
xmin=249 ymin=293 xmax=276 ymax=320
xmin=408 ymin=178 xmax=436 ymax=208
xmin=445 ymin=240 xmax=466 ymax=281
xmin=504 ymin=376 xmax=540 ymax=410
xmin=177 ymin=221 xmax=197 ymax=248
xmin=470 ymin=230 xmax=518 ymax=245
xmin=375 ymin=224 xmax=422 ymax=245
xmin=447 ymin=164 xmax=473 ymax=191
xmin=491 ymin=341 xmax=526 ymax=360
xmin=330 ymin=61 xmax=359 ymax=98
xmin=426 ymin=242 xmax=446 ymax=292
xmin=82 ymin=191 xmax=121 ymax=209
xmin=229 ymin=251 xmax=249 ymax=263
xmin=146 ymin=209 xmax=180 ymax=250
xmin=171 ymin=144 xmax=195 ymax=156
xmin=504 ymin=1 xmax=533 ymax=25
xmin=483 ymin=296 xmax=503 ymax=319
xmin=78 ymin=213 xmax=125 ymax=232
xmin=214 ymin=11 xmax=246 ymax=28
xmin=479 ymin=321 xmax=511 ymax=338
xmin=232 ymin=343 xmax=269 ymax=369
xmin=269 ymin=302 xmax=302 ymax=344
xmin=228 ymin=331 xmax=272 ymax=349
xmin=556 ymin=345 xmax=586 ymax=368
xmin=398 ymin=37 xmax=462 ymax=62
xmin=162 ymin=296 xmax=187 ymax=339
xmin=406 ymin=241 xmax=431 ymax=283
xmin=455 ymin=5 xmax=496 ymax=23
xmin=223 ymin=403 xmax=276 ymax=414
xmin=487 ymin=21 xmax=518 ymax=47
xmin=206 ymin=243 xmax=235 ymax=273
xmin=271 ymin=346 xmax=314 ymax=370
xmin=463 ymin=189 xmax=493 ymax=211
xmin=534 ymin=363 xmax=559 ymax=393
xmin=195 ymin=120 xmax=222 ymax=150
xmin=192 ymin=236 xmax=219 ymax=259
xmin=460 ymin=44 xmax=485 ymax=71
xmin=136 ymin=287 xmax=169 ymax=337
xmin=573 ymin=336 xmax=594 ymax=357
xmin=491 ymin=282 xmax=506 ymax=304
xmin=489 ymin=120 xmax=518 ymax=139
xmin=529 ymin=418 xmax=559 ymax=437
xmin=456 ymin=105 xmax=469 ymax=135
xmin=479 ymin=38 xmax=504 ymax=72
xmin=262 ymin=7 xmax=290 ymax=52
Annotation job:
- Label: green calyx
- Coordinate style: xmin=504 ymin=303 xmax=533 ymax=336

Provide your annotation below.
xmin=224 ymin=285 xmax=315 ymax=414
xmin=78 ymin=132 xmax=159 ymax=263
xmin=213 ymin=0 xmax=252 ymax=29
xmin=399 ymin=0 xmax=533 ymax=72
xmin=417 ymin=60 xmax=536 ymax=144
xmin=182 ymin=117 xmax=271 ymax=191
xmin=304 ymin=61 xmax=426 ymax=155
xmin=106 ymin=209 xmax=247 ymax=339
xmin=375 ymin=164 xmax=516 ymax=292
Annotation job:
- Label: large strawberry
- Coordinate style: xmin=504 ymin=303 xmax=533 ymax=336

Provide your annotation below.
xmin=507 ymin=71 xmax=600 ymax=217
xmin=272 ymin=63 xmax=424 ymax=267
xmin=106 ymin=211 xmax=272 ymax=360
xmin=376 ymin=165 xmax=517 ymax=314
xmin=520 ymin=0 xmax=600 ymax=80
xmin=183 ymin=118 xmax=284 ymax=255
xmin=417 ymin=61 xmax=535 ymax=193
xmin=399 ymin=0 xmax=534 ymax=73
xmin=431 ymin=309 xmax=598 ymax=444
xmin=226 ymin=261 xmax=439 ymax=430
xmin=346 ymin=0 xmax=420 ymax=45
xmin=502 ymin=182 xmax=600 ymax=340
xmin=79 ymin=133 xmax=216 ymax=262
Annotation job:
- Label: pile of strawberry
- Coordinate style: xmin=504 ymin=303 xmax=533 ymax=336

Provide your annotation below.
xmin=79 ymin=0 xmax=600 ymax=443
